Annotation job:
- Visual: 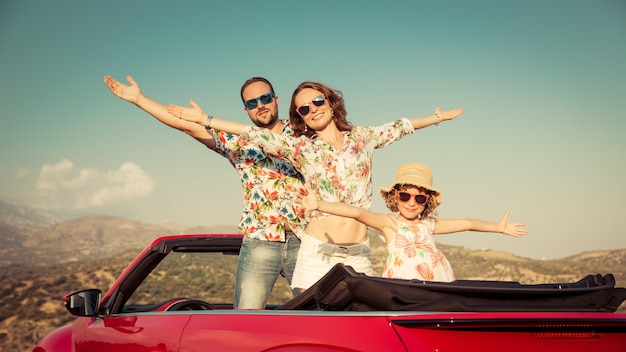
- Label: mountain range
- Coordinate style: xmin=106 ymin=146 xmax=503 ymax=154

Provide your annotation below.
xmin=1 ymin=197 xmax=624 ymax=351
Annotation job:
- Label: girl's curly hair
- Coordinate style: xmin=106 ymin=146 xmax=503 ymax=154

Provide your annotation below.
xmin=381 ymin=184 xmax=439 ymax=219
xmin=288 ymin=81 xmax=353 ymax=138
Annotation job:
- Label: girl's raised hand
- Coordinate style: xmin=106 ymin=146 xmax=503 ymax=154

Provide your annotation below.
xmin=499 ymin=210 xmax=528 ymax=238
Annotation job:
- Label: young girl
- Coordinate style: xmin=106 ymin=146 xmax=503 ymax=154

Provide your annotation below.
xmin=296 ymin=163 xmax=528 ymax=281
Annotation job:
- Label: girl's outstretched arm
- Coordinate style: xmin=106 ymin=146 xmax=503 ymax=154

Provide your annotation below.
xmin=434 ymin=211 xmax=528 ymax=237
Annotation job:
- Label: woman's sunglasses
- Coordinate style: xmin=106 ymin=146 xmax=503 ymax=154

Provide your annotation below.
xmin=244 ymin=92 xmax=275 ymax=110
xmin=398 ymin=192 xmax=429 ymax=205
xmin=296 ymin=95 xmax=326 ymax=117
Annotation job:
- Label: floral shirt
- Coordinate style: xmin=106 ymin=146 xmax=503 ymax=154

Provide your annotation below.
xmin=383 ymin=217 xmax=455 ymax=282
xmin=211 ymin=124 xmax=307 ymax=241
xmin=239 ymin=118 xmax=414 ymax=219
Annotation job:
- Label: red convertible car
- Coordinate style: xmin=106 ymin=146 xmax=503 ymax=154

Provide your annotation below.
xmin=33 ymin=233 xmax=626 ymax=351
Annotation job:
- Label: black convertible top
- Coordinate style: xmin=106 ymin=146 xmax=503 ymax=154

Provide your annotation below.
xmin=278 ymin=264 xmax=626 ymax=312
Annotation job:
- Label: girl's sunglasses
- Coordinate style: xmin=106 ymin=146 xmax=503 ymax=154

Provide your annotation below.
xmin=398 ymin=192 xmax=429 ymax=205
xmin=244 ymin=92 xmax=275 ymax=110
xmin=296 ymin=95 xmax=326 ymax=117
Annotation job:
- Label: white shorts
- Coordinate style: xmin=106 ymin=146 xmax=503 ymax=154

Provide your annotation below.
xmin=291 ymin=233 xmax=373 ymax=290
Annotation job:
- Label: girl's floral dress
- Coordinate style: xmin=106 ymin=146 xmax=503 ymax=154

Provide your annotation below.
xmin=383 ymin=217 xmax=455 ymax=282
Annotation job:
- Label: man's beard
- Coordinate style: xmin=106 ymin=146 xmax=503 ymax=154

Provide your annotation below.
xmin=253 ymin=109 xmax=278 ymax=128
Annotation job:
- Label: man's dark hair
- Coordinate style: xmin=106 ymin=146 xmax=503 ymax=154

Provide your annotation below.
xmin=240 ymin=77 xmax=275 ymax=102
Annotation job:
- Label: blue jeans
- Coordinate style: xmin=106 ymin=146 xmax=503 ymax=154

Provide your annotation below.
xmin=234 ymin=232 xmax=301 ymax=309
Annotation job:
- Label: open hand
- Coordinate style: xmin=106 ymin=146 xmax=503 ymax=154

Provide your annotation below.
xmin=435 ymin=106 xmax=464 ymax=122
xmin=104 ymin=75 xmax=141 ymax=103
xmin=499 ymin=211 xmax=528 ymax=238
xmin=294 ymin=186 xmax=319 ymax=211
xmin=167 ymin=100 xmax=206 ymax=125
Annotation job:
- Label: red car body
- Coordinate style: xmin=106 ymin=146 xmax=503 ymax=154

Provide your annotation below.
xmin=33 ymin=234 xmax=626 ymax=352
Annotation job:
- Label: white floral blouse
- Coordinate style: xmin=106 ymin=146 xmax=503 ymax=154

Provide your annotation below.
xmin=239 ymin=118 xmax=414 ymax=220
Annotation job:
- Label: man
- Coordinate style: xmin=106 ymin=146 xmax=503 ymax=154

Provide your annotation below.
xmin=104 ymin=75 xmax=305 ymax=308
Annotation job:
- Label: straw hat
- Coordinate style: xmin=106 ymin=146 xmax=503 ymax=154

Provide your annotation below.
xmin=379 ymin=163 xmax=442 ymax=205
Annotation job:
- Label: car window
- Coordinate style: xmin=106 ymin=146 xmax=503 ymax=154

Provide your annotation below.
xmin=124 ymin=251 xmax=239 ymax=310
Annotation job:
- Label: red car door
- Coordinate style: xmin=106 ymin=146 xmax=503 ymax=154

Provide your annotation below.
xmin=177 ymin=312 xmax=408 ymax=351
xmin=71 ymin=314 xmax=191 ymax=352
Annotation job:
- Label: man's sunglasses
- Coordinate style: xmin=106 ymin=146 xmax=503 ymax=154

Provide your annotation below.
xmin=296 ymin=95 xmax=326 ymax=117
xmin=244 ymin=92 xmax=275 ymax=110
xmin=398 ymin=192 xmax=429 ymax=205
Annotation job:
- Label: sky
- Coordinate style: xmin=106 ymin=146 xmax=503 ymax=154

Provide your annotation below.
xmin=1 ymin=0 xmax=625 ymax=260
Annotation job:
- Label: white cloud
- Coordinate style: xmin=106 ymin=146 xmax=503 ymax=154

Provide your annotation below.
xmin=36 ymin=159 xmax=76 ymax=190
xmin=34 ymin=159 xmax=156 ymax=210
